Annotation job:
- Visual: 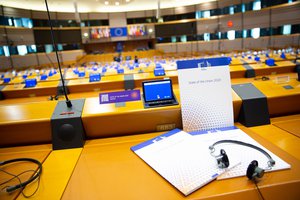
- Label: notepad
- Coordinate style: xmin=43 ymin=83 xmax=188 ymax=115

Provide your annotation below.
xmin=131 ymin=127 xmax=290 ymax=196
xmin=131 ymin=129 xmax=239 ymax=196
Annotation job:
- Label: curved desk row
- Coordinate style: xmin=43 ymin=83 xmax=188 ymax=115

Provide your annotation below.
xmin=0 ymin=60 xmax=297 ymax=99
xmin=0 ymin=73 xmax=299 ymax=147
xmin=1 ymin=120 xmax=300 ymax=200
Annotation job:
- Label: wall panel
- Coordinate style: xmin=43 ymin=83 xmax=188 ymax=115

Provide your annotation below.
xmin=196 ymin=2 xmax=218 ymax=11
xmin=174 ymin=5 xmax=195 ymax=14
xmin=197 ymin=18 xmax=218 ymax=34
xmin=219 ymin=13 xmax=242 ymax=32
xmin=243 ymin=9 xmax=270 ymax=29
xmin=89 ymin=13 xmax=109 ymax=20
xmin=126 ymin=11 xmax=145 ymax=18
xmin=6 ymin=28 xmax=35 ymax=45
xmin=271 ymin=3 xmax=300 ymax=27
xmin=32 ymin=11 xmax=56 ymax=20
xmin=3 ymin=7 xmax=30 ymax=18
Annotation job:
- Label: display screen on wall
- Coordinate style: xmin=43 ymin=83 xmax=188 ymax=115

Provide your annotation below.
xmin=90 ymin=27 xmax=110 ymax=39
xmin=127 ymin=25 xmax=147 ymax=36
xmin=34 ymin=30 xmax=81 ymax=44
xmin=155 ymin=22 xmax=196 ymax=37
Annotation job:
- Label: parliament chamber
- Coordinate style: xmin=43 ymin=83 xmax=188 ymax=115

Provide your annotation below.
xmin=0 ymin=0 xmax=300 ymax=200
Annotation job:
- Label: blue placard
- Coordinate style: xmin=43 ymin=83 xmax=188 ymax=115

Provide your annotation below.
xmin=176 ymin=57 xmax=230 ymax=70
xmin=110 ymin=27 xmax=127 ymax=37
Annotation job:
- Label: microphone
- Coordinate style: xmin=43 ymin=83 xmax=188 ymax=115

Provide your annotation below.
xmin=45 ymin=0 xmax=72 ymax=108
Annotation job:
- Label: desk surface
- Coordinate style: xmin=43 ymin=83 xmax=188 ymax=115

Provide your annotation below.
xmin=62 ymin=126 xmax=300 ymax=200
xmin=0 ymin=144 xmax=51 ymax=200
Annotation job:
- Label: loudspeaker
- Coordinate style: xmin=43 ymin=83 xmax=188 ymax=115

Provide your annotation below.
xmin=51 ymin=99 xmax=85 ymax=150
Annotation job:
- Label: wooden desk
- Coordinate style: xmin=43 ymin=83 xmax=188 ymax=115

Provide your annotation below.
xmin=81 ymin=88 xmax=242 ymax=139
xmin=16 ymin=148 xmax=82 ymax=200
xmin=0 ymin=144 xmax=51 ymax=200
xmin=62 ymin=126 xmax=300 ymax=200
xmin=67 ymin=74 xmax=124 ymax=93
xmin=252 ymin=75 xmax=300 ymax=116
xmin=273 ymin=119 xmax=300 ymax=138
xmin=249 ymin=61 xmax=295 ymax=76
xmin=1 ymin=81 xmax=59 ymax=98
xmin=0 ymin=101 xmax=57 ymax=147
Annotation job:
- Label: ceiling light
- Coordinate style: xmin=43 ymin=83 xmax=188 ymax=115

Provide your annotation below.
xmin=115 ymin=2 xmax=120 ymax=6
xmin=148 ymin=28 xmax=153 ymax=33
xmin=126 ymin=0 xmax=130 ymax=2
xmin=104 ymin=1 xmax=109 ymax=5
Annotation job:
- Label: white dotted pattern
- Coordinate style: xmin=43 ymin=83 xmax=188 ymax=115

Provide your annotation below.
xmin=178 ymin=66 xmax=234 ymax=132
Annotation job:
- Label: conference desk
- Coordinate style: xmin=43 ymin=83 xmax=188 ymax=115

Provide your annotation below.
xmin=61 ymin=125 xmax=300 ymax=200
xmin=81 ymin=88 xmax=242 ymax=139
xmin=0 ymin=101 xmax=57 ymax=147
xmin=0 ymin=144 xmax=51 ymax=200
xmin=250 ymin=114 xmax=300 ymax=161
xmin=0 ymin=60 xmax=296 ymax=99
xmin=1 ymin=80 xmax=59 ymax=99
xmin=1 ymin=73 xmax=300 ymax=147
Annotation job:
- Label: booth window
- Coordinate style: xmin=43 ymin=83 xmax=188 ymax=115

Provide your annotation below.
xmin=253 ymin=0 xmax=261 ymax=10
xmin=283 ymin=24 xmax=291 ymax=35
xmin=251 ymin=28 xmax=260 ymax=39
xmin=227 ymin=30 xmax=235 ymax=40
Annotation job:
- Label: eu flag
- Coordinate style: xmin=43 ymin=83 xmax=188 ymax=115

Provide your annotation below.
xmin=110 ymin=27 xmax=127 ymax=37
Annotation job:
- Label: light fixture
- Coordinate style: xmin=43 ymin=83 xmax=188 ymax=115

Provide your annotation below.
xmin=148 ymin=28 xmax=153 ymax=33
xmin=102 ymin=0 xmax=133 ymax=6
xmin=83 ymin=33 xmax=89 ymax=37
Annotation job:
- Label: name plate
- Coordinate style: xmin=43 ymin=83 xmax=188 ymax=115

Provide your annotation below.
xmin=100 ymin=89 xmax=141 ymax=104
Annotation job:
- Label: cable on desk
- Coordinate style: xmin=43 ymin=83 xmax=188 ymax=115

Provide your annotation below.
xmin=254 ymin=179 xmax=265 ymax=200
xmin=0 ymin=168 xmax=41 ymax=198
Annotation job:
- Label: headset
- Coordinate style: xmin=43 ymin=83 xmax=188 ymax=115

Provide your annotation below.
xmin=209 ymin=140 xmax=276 ymax=180
xmin=0 ymin=158 xmax=42 ymax=193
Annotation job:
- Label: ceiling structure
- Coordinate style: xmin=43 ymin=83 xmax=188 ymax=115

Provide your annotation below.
xmin=0 ymin=0 xmax=215 ymax=13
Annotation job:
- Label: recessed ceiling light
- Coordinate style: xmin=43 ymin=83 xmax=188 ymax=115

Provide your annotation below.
xmin=115 ymin=2 xmax=120 ymax=6
xmin=104 ymin=1 xmax=109 ymax=5
xmin=126 ymin=0 xmax=130 ymax=2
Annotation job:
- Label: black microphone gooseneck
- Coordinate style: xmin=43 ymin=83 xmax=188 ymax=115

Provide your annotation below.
xmin=45 ymin=0 xmax=72 ymax=108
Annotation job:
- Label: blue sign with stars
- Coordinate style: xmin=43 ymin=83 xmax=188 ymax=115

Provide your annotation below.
xmin=110 ymin=27 xmax=127 ymax=37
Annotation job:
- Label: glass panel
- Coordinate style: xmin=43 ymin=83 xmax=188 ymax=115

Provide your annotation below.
xmin=45 ymin=44 xmax=53 ymax=53
xmin=282 ymin=24 xmax=291 ymax=35
xmin=204 ymin=33 xmax=210 ymax=41
xmin=227 ymin=30 xmax=235 ymax=40
xmin=253 ymin=0 xmax=261 ymax=10
xmin=251 ymin=28 xmax=260 ymax=39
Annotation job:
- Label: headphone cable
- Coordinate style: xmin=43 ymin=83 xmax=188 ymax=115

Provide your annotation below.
xmin=0 ymin=168 xmax=41 ymax=198
xmin=254 ymin=179 xmax=265 ymax=200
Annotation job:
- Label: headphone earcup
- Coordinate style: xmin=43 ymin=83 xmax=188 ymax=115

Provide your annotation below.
xmin=216 ymin=149 xmax=230 ymax=168
xmin=247 ymin=160 xmax=265 ymax=180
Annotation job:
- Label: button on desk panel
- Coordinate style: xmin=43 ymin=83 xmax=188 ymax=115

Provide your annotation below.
xmin=62 ymin=127 xmax=300 ymax=200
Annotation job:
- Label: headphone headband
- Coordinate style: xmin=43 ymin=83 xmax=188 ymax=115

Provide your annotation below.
xmin=209 ymin=140 xmax=275 ymax=168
